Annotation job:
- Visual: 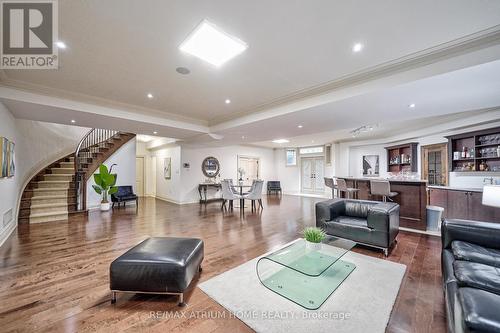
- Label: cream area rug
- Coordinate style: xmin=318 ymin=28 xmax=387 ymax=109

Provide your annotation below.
xmin=199 ymin=240 xmax=406 ymax=333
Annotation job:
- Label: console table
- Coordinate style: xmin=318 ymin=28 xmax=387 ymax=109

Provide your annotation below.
xmin=198 ymin=183 xmax=222 ymax=204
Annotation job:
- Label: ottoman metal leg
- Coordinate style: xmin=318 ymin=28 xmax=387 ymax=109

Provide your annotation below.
xmin=178 ymin=293 xmax=187 ymax=307
xmin=111 ymin=291 xmax=117 ymax=304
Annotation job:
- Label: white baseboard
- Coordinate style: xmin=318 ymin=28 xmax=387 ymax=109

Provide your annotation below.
xmin=0 ymin=222 xmax=16 ymax=248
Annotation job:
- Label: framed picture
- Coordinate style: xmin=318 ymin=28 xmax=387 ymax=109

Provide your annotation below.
xmin=0 ymin=137 xmax=8 ymax=178
xmin=363 ymin=155 xmax=379 ymax=176
xmin=7 ymin=140 xmax=15 ymax=177
xmin=163 ymin=157 xmax=171 ymax=179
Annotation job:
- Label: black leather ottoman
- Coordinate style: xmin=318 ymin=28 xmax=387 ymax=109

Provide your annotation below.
xmin=110 ymin=237 xmax=204 ymax=306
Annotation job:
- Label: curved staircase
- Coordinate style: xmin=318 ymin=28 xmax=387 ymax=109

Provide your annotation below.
xmin=19 ymin=131 xmax=136 ymax=223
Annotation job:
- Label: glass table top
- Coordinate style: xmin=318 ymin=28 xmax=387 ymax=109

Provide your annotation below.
xmin=256 ymin=236 xmax=357 ymax=310
xmin=262 ymin=236 xmax=356 ymax=276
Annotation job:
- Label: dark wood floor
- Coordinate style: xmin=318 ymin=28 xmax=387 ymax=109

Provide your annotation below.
xmin=0 ymin=196 xmax=446 ymax=333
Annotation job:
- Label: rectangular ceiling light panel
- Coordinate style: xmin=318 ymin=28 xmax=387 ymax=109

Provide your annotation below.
xmin=179 ymin=20 xmax=248 ymax=67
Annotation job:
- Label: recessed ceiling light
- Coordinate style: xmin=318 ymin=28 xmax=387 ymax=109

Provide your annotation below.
xmin=147 ymin=93 xmax=154 ymax=99
xmin=176 ymin=67 xmax=190 ymax=75
xmin=352 ymin=42 xmax=364 ymax=53
xmin=179 ymin=19 xmax=248 ymax=67
xmin=297 ymin=125 xmax=303 ymax=128
xmin=225 ymin=99 xmax=231 ymax=104
xmin=272 ymin=139 xmax=289 ymax=144
xmin=241 ymin=136 xmax=245 ymax=139
xmin=56 ymin=41 xmax=66 ymax=49
xmin=153 ymin=131 xmax=158 ymax=135
xmin=70 ymin=119 xmax=76 ymax=123
xmin=311 ymin=140 xmax=315 ymax=143
xmin=409 ymin=103 xmax=416 ymax=108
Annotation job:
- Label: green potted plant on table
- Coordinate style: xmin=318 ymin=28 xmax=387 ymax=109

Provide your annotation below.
xmin=92 ymin=164 xmax=118 ymax=211
xmin=303 ymin=227 xmax=326 ymax=251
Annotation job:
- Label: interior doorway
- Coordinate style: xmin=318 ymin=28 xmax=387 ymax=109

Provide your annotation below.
xmin=237 ymin=156 xmax=260 ymax=185
xmin=301 ymin=157 xmax=325 ymax=194
xmin=135 ymin=157 xmax=145 ymax=196
xmin=421 ymin=143 xmax=448 ymax=186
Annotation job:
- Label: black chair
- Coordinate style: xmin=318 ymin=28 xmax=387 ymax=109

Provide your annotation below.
xmin=111 ymin=186 xmax=138 ymax=208
xmin=267 ymin=181 xmax=282 ymax=195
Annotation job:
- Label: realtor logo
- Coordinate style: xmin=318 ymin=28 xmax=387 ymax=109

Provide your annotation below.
xmin=1 ymin=0 xmax=58 ymax=69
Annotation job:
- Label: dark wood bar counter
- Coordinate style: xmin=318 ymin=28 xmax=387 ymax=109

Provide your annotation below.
xmin=336 ymin=176 xmax=428 ymax=230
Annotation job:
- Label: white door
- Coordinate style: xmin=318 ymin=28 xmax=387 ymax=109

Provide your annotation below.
xmin=301 ymin=157 xmax=325 ymax=193
xmin=135 ymin=157 xmax=145 ymax=196
xmin=238 ymin=156 xmax=259 ymax=185
xmin=301 ymin=158 xmax=314 ymax=192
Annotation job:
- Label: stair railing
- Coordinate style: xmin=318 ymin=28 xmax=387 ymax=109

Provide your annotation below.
xmin=75 ymin=128 xmax=119 ymax=211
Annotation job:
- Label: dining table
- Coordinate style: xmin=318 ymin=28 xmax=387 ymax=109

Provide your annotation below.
xmin=232 ymin=184 xmax=252 ymax=209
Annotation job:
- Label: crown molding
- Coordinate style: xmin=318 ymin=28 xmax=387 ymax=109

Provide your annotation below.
xmin=0 ymin=77 xmax=208 ymax=127
xmin=209 ymin=24 xmax=500 ymax=127
xmin=1 ymin=25 xmax=500 ymax=133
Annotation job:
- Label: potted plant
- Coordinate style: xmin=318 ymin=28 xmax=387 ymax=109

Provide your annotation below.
xmin=303 ymin=227 xmax=326 ymax=251
xmin=92 ymin=164 xmax=118 ymax=211
xmin=237 ymin=167 xmax=245 ymax=185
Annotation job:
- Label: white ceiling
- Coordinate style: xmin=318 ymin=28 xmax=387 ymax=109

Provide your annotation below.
xmin=2 ymin=0 xmax=500 ymax=123
xmin=1 ymin=1 xmax=500 ymax=147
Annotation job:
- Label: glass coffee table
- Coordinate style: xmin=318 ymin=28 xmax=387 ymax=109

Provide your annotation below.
xmin=256 ymin=236 xmax=356 ymax=310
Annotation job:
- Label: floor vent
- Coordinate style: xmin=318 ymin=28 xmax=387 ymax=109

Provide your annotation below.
xmin=3 ymin=209 xmax=13 ymax=228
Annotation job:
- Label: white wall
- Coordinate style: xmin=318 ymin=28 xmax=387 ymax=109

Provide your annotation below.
xmin=153 ymin=146 xmax=182 ymax=203
xmin=0 ymin=103 xmax=19 ymax=246
xmin=0 ymin=102 xmax=89 ymax=246
xmin=274 ymin=148 xmax=301 ymax=194
xmin=87 ymin=139 xmax=137 ymax=209
xmin=180 ymin=145 xmax=276 ymax=203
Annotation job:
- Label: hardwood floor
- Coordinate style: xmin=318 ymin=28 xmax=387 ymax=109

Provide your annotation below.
xmin=0 ymin=196 xmax=446 ymax=332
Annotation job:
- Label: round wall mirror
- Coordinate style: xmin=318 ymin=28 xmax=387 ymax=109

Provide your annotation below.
xmin=202 ymin=156 xmax=220 ymax=178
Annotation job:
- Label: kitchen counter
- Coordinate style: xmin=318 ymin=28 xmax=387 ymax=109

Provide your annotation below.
xmin=335 ymin=176 xmax=428 ymax=230
xmin=335 ymin=176 xmax=427 ymax=184
xmin=427 ymin=185 xmax=484 ymax=193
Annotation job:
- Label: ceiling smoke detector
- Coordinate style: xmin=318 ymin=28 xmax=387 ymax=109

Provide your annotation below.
xmin=176 ymin=67 xmax=191 ymax=75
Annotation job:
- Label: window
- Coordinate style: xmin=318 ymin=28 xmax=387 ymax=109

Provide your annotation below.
xmin=325 ymin=144 xmax=332 ymax=166
xmin=286 ymin=149 xmax=297 ymax=166
xmin=299 ymin=146 xmax=323 ymax=155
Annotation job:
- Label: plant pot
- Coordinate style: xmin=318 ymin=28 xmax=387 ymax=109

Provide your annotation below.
xmin=305 ymin=240 xmax=322 ymax=251
xmin=100 ymin=202 xmax=111 ymax=211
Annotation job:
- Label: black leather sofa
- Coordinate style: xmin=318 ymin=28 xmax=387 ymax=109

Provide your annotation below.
xmin=111 ymin=185 xmax=138 ymax=207
xmin=441 ymin=219 xmax=500 ymax=333
xmin=316 ymin=199 xmax=399 ymax=256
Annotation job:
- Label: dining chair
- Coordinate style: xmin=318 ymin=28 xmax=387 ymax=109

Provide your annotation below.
xmin=221 ymin=180 xmax=242 ymax=211
xmin=224 ymin=178 xmax=239 ymax=194
xmin=243 ymin=180 xmax=264 ymax=211
xmin=335 ymin=178 xmax=359 ymax=199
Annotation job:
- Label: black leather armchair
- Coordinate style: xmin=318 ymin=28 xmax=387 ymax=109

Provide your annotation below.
xmin=316 ymin=199 xmax=399 ymax=256
xmin=111 ymin=186 xmax=138 ymax=208
xmin=441 ymin=219 xmax=500 ymax=333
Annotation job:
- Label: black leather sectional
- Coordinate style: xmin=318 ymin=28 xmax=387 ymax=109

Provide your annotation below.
xmin=442 ymin=219 xmax=500 ymax=333
xmin=316 ymin=199 xmax=399 ymax=256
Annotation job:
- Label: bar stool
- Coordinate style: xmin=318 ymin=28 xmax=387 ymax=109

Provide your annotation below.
xmin=335 ymin=178 xmax=359 ymax=199
xmin=323 ymin=177 xmax=338 ymax=198
xmin=370 ymin=180 xmax=398 ymax=202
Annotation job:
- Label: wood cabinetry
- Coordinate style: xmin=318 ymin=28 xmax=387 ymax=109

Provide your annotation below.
xmin=428 ymin=187 xmax=500 ymax=222
xmin=385 ymin=143 xmax=418 ymax=173
xmin=428 ymin=188 xmax=448 ymax=219
xmin=447 ymin=126 xmax=500 ymax=173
